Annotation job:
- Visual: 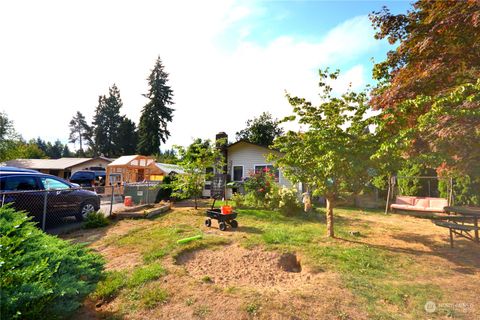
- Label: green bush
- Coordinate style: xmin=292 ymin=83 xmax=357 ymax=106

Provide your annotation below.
xmin=244 ymin=170 xmax=276 ymax=203
xmin=277 ymin=187 xmax=301 ymax=215
xmin=265 ymin=183 xmax=281 ymax=209
xmin=439 ymin=175 xmax=480 ymax=206
xmin=0 ymin=205 xmax=104 ymax=319
xmin=244 ymin=191 xmax=263 ymax=208
xmin=231 ymin=192 xmax=245 ymax=208
xmin=84 ymin=211 xmax=110 ymax=229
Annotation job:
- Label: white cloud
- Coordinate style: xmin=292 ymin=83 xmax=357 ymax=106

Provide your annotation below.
xmin=0 ymin=0 xmax=378 ymax=151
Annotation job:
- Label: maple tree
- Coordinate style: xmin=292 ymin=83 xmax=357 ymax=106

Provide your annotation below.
xmin=370 ymin=0 xmax=480 ymax=176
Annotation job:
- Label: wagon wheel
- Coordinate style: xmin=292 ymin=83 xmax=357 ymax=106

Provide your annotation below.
xmin=219 ymin=222 xmax=227 ymax=231
xmin=229 ymin=220 xmax=238 ymax=228
xmin=205 ymin=219 xmax=212 ymax=227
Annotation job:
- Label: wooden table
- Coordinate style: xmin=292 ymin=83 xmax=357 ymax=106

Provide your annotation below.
xmin=441 ymin=206 xmax=480 ymax=246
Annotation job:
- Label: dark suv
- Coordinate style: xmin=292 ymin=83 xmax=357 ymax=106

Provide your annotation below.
xmin=70 ymin=170 xmax=106 ymax=187
xmin=0 ymin=171 xmax=101 ymax=222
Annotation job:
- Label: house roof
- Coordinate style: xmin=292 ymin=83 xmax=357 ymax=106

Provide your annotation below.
xmin=109 ymin=155 xmax=140 ymax=166
xmin=108 ymin=155 xmax=156 ymax=167
xmin=227 ymin=139 xmax=280 ymax=152
xmin=156 ymin=162 xmax=184 ymax=175
xmin=3 ymin=157 xmax=111 ymax=170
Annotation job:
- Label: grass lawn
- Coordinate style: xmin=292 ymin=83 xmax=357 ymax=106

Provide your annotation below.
xmin=66 ymin=201 xmax=480 ymax=319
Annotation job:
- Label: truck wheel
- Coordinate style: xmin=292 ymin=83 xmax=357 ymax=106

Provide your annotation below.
xmin=219 ymin=222 xmax=227 ymax=231
xmin=205 ymin=219 xmax=212 ymax=227
xmin=230 ymin=220 xmax=238 ymax=228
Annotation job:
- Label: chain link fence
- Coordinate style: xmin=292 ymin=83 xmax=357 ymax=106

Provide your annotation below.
xmin=0 ymin=181 xmax=164 ymax=231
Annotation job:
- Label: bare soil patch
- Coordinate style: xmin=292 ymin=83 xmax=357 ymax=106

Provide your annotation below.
xmin=176 ymin=244 xmax=320 ymax=288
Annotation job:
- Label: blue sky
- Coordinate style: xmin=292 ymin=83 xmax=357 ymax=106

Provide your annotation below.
xmin=0 ymin=0 xmax=412 ymax=150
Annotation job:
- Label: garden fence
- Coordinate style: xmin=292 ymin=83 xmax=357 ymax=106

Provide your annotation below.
xmin=0 ymin=185 xmax=128 ymax=231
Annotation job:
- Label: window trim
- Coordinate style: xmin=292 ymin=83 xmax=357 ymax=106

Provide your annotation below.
xmin=232 ymin=165 xmax=244 ymax=182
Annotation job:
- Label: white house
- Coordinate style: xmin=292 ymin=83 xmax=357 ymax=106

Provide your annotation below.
xmin=202 ymin=136 xmax=298 ymax=198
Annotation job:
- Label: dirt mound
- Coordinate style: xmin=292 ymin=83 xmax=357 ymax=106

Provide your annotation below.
xmin=176 ymin=245 xmax=319 ymax=288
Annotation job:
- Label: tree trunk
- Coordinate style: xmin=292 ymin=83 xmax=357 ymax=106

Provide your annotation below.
xmin=326 ymin=197 xmax=334 ymax=237
xmin=194 ymin=194 xmax=198 ymax=210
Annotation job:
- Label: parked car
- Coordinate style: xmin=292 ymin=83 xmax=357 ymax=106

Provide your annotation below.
xmin=0 ymin=166 xmax=38 ymax=172
xmin=0 ymin=171 xmax=101 ymax=222
xmin=69 ymin=170 xmax=106 ymax=188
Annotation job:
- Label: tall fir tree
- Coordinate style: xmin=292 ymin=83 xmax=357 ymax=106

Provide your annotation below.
xmin=62 ymin=144 xmax=72 ymax=157
xmin=68 ymin=111 xmax=91 ymax=156
xmin=93 ymin=84 xmax=123 ymax=157
xmin=117 ymin=116 xmax=138 ymax=155
xmin=137 ymin=56 xmax=174 ymax=155
xmin=49 ymin=140 xmax=64 ymax=159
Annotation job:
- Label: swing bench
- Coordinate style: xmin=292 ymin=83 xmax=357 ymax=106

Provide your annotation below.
xmin=385 ymin=176 xmax=453 ymax=215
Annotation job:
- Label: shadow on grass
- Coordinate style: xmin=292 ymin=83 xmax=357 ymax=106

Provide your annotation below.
xmin=336 ymin=232 xmax=480 ymax=270
xmin=235 ymin=225 xmax=264 ymax=234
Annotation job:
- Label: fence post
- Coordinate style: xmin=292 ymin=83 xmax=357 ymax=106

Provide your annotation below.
xmin=42 ymin=191 xmax=48 ymax=231
xmin=1 ymin=194 xmax=5 ymax=207
xmin=109 ymin=185 xmax=114 ymax=216
xmin=146 ymin=184 xmax=150 ymax=205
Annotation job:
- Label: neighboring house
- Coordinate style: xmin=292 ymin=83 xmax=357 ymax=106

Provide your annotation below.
xmin=202 ymin=134 xmax=298 ymax=198
xmin=2 ymin=157 xmax=112 ymax=179
xmin=105 ymin=155 xmax=184 ymax=186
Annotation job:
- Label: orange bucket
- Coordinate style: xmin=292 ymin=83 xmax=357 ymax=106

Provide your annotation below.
xmin=124 ymin=196 xmax=133 ymax=207
xmin=221 ymin=205 xmax=232 ymax=214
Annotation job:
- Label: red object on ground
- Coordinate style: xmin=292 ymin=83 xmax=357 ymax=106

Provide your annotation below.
xmin=124 ymin=196 xmax=133 ymax=207
xmin=221 ymin=205 xmax=233 ymax=214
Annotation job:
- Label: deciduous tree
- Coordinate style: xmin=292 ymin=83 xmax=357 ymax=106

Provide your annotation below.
xmin=236 ymin=112 xmax=284 ymax=147
xmin=370 ymin=1 xmax=480 ymax=175
xmin=270 ymin=70 xmax=376 ymax=237
xmin=172 ymin=139 xmax=223 ymax=209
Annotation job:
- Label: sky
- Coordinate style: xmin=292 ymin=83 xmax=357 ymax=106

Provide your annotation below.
xmin=0 ymin=0 xmax=412 ymax=151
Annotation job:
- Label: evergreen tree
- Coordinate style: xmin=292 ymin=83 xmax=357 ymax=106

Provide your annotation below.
xmin=137 ymin=56 xmax=174 ymax=155
xmin=34 ymin=138 xmax=49 ymax=155
xmin=117 ymin=116 xmax=138 ymax=155
xmin=93 ymin=84 xmax=123 ymax=157
xmin=49 ymin=140 xmax=64 ymax=159
xmin=62 ymin=144 xmax=72 ymax=157
xmin=68 ymin=111 xmax=91 ymax=156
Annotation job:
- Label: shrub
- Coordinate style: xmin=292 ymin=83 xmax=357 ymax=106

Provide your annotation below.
xmin=84 ymin=211 xmax=109 ymax=229
xmin=244 ymin=169 xmax=276 ymax=203
xmin=244 ymin=191 xmax=263 ymax=208
xmin=231 ymin=193 xmax=245 ymax=208
xmin=277 ymin=187 xmax=301 ymax=215
xmin=439 ymin=175 xmax=480 ymax=206
xmin=0 ymin=205 xmax=104 ymax=319
xmin=265 ymin=182 xmax=281 ymax=209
